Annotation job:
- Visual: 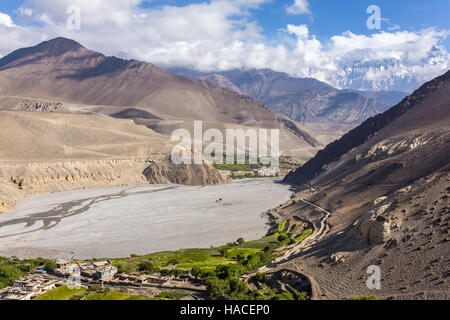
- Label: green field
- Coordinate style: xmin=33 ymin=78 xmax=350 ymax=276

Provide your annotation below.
xmin=295 ymin=229 xmax=313 ymax=243
xmin=213 ymin=163 xmax=258 ymax=172
xmin=239 ymin=234 xmax=280 ymax=249
xmin=84 ymin=290 xmax=187 ymax=300
xmin=31 ymin=219 xmax=314 ymax=301
xmin=111 ymin=248 xmax=238 ymax=274
xmin=34 ymin=285 xmax=86 ymax=300
xmin=107 ymin=218 xmax=313 ymax=277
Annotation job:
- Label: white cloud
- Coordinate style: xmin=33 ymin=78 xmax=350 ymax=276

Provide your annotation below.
xmin=0 ymin=0 xmax=448 ymax=91
xmin=0 ymin=11 xmax=16 ymax=28
xmin=286 ymin=0 xmax=310 ymax=15
xmin=287 ymin=24 xmax=309 ymax=39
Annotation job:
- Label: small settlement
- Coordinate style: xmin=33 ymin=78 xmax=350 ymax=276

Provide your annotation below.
xmin=0 ymin=259 xmax=203 ymax=300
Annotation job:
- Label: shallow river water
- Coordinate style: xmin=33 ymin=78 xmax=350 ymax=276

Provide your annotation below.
xmin=0 ymin=179 xmax=292 ymax=259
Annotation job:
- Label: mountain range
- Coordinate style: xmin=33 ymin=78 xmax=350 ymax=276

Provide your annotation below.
xmin=0 ymin=38 xmax=322 ymax=156
xmin=328 ymin=45 xmax=449 ymax=92
xmin=167 ymin=68 xmax=408 ymax=125
xmin=0 ymin=37 xmax=349 ymax=213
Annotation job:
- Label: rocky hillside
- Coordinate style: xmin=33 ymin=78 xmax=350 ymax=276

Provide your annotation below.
xmin=276 ymin=70 xmax=450 ymax=299
xmin=285 ymin=70 xmax=450 ymax=185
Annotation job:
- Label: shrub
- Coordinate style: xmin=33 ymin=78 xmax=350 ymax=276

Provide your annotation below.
xmin=277 ymin=234 xmax=288 ymax=242
xmin=254 ymin=273 xmax=266 ymax=282
xmin=191 ymin=267 xmax=202 ymax=279
xmin=245 ymin=254 xmax=261 ymax=271
xmin=273 ymin=291 xmax=295 ymax=300
xmin=167 ymin=258 xmax=179 ymax=266
xmin=228 ymin=277 xmax=249 ymax=295
xmin=138 ymin=262 xmax=154 ymax=273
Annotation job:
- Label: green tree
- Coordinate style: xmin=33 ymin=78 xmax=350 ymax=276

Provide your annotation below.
xmin=206 ymin=277 xmax=230 ymax=298
xmin=245 ymin=254 xmax=261 ymax=271
xmin=228 ymin=277 xmax=248 ymax=294
xmin=254 ymin=273 xmax=266 ymax=282
xmin=0 ymin=265 xmax=22 ymax=288
xmin=138 ymin=262 xmax=154 ymax=273
xmin=216 ymin=264 xmax=246 ymax=279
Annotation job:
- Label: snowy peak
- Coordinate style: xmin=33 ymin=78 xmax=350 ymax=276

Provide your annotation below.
xmin=328 ymin=46 xmax=449 ymax=92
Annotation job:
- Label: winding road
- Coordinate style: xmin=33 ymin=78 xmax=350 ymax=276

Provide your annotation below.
xmin=258 ymin=199 xmax=332 ymax=273
xmin=253 ymin=199 xmax=332 ymax=299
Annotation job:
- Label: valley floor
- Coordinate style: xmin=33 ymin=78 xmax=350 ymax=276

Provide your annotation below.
xmin=0 ymin=179 xmax=292 ymax=260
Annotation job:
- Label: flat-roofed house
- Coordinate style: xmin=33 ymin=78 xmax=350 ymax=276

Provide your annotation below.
xmin=2 ymin=291 xmax=34 ymax=301
xmin=94 ymin=266 xmax=118 ymax=280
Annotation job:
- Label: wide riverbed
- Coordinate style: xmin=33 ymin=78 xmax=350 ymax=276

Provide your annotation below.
xmin=0 ymin=179 xmax=292 ymax=259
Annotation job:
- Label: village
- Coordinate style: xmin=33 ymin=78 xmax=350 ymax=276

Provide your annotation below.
xmin=0 ymin=259 xmax=206 ymax=300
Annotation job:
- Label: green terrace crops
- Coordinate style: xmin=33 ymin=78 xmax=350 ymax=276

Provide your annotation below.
xmin=33 ymin=285 xmax=87 ymax=300
xmin=106 ymin=218 xmax=312 ymax=278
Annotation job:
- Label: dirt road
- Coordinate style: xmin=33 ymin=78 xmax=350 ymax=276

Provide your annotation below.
xmin=255 ymin=199 xmax=332 ymax=299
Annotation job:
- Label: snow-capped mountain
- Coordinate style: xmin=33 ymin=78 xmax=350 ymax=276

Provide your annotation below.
xmin=328 ymin=46 xmax=449 ymax=92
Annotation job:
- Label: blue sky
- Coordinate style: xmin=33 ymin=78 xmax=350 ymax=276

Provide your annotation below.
xmin=0 ymin=0 xmax=448 ymax=90
xmin=140 ymin=0 xmax=450 ymax=48
xmin=2 ymin=0 xmax=449 ymax=48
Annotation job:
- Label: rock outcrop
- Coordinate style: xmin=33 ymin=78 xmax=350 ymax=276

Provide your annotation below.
xmin=0 ymin=200 xmax=14 ymax=214
xmin=0 ymin=158 xmax=225 ymax=213
xmin=20 ymin=99 xmax=62 ymax=112
xmin=143 ymin=159 xmax=225 ymax=185
xmin=360 ymin=218 xmax=391 ymax=244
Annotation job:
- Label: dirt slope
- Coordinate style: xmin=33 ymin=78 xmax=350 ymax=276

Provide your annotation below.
xmin=0 ymin=111 xmax=224 ymax=213
xmin=278 ymin=70 xmax=450 ymax=299
xmin=0 ymin=38 xmax=319 ymax=154
xmin=168 ymin=68 xmax=396 ymax=124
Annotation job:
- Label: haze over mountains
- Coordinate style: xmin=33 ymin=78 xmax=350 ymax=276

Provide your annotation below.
xmin=168 ymin=68 xmax=408 ymax=125
xmin=280 ymin=70 xmax=450 ymax=299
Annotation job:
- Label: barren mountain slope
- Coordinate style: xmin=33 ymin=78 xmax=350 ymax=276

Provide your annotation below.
xmin=0 ymin=111 xmax=224 ymax=214
xmin=0 ymin=38 xmax=319 ymax=154
xmin=168 ymin=68 xmax=398 ymax=124
xmin=277 ymin=70 xmax=450 ymax=299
